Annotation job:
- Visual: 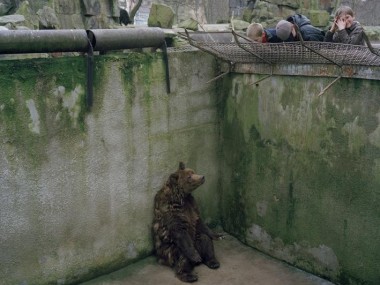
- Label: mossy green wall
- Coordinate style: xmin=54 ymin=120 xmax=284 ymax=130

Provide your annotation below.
xmin=0 ymin=50 xmax=220 ymax=285
xmin=219 ymin=74 xmax=380 ymax=285
xmin=2 ymin=51 xmax=380 ymax=285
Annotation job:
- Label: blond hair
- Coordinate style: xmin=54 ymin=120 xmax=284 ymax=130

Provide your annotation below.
xmin=247 ymin=23 xmax=264 ymax=42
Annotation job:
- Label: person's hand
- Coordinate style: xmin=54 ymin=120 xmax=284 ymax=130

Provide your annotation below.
xmin=336 ymin=17 xmax=346 ymax=31
xmin=330 ymin=18 xmax=338 ymax=33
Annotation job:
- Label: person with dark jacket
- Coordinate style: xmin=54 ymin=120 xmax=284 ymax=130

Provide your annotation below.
xmin=264 ymin=27 xmax=293 ymax=43
xmin=324 ymin=6 xmax=364 ymax=46
xmin=246 ymin=22 xmax=294 ymax=43
xmin=275 ymin=14 xmax=324 ymax=42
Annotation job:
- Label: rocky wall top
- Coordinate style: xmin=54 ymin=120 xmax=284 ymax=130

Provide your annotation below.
xmin=1 ymin=1 xmax=378 ymax=31
xmin=0 ymin=0 xmax=120 ymax=30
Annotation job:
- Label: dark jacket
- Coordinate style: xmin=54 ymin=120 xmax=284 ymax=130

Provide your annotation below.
xmin=265 ymin=28 xmax=295 ymax=43
xmin=324 ymin=21 xmax=364 ymax=46
xmin=287 ymin=14 xmax=325 ymax=41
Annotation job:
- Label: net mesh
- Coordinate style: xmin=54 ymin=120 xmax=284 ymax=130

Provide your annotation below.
xmin=182 ymin=31 xmax=380 ymax=67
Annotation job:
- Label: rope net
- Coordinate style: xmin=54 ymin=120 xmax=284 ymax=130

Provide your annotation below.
xmin=182 ymin=31 xmax=380 ymax=67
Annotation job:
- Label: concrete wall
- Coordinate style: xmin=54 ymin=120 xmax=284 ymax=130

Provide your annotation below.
xmin=219 ymin=73 xmax=380 ymax=285
xmin=2 ymin=48 xmax=380 ymax=285
xmin=0 ymin=50 xmax=220 ymax=284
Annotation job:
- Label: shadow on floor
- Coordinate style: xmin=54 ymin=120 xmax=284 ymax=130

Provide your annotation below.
xmin=81 ymin=235 xmax=335 ymax=285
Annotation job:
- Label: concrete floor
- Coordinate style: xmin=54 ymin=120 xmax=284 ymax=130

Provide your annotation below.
xmin=81 ymin=235 xmax=335 ymax=285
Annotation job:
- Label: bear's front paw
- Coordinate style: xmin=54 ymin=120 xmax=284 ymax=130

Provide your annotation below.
xmin=189 ymin=252 xmax=202 ymax=264
xmin=177 ymin=272 xmax=198 ymax=283
xmin=212 ymin=232 xmax=225 ymax=240
xmin=205 ymin=259 xmax=220 ymax=269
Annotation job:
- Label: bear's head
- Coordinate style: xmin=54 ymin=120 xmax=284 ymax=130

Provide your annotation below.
xmin=169 ymin=162 xmax=205 ymax=194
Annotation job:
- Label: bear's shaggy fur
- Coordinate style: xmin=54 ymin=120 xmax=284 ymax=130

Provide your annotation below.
xmin=152 ymin=162 xmax=220 ymax=282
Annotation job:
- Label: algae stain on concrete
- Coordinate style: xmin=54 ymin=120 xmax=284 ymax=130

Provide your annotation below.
xmin=221 ymin=74 xmax=380 ymax=284
xmin=126 ymin=243 xmax=138 ymax=259
xmin=26 ymin=99 xmax=40 ymax=134
xmin=119 ymin=53 xmax=156 ymax=104
xmin=342 ymin=116 xmax=367 ymax=154
xmin=286 ymin=179 xmax=296 ymax=230
xmin=226 ymin=75 xmax=260 ymax=143
xmin=256 ymin=200 xmax=268 ymax=218
xmin=260 ymin=78 xmax=319 ymax=151
xmin=307 ymin=245 xmax=340 ymax=275
xmin=368 ymin=111 xmax=380 ymax=148
xmin=52 ymin=85 xmax=84 ymax=128
xmin=246 ymin=223 xmax=340 ymax=279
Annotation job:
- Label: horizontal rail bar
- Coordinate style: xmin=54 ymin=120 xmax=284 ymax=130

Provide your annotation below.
xmin=87 ymin=28 xmax=165 ymax=51
xmin=0 ymin=28 xmax=166 ymax=54
xmin=0 ymin=30 xmax=89 ymax=54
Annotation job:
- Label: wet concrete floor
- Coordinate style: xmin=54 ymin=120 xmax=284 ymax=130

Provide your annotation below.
xmin=81 ymin=234 xmax=335 ymax=285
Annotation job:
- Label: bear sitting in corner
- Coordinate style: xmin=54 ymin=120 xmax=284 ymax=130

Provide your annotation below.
xmin=152 ymin=162 xmax=220 ymax=282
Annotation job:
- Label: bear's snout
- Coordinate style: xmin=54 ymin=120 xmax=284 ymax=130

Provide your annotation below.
xmin=201 ymin=176 xmax=205 ymax=183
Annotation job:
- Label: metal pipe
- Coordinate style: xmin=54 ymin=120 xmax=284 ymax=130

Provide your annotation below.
xmin=87 ymin=28 xmax=165 ymax=51
xmin=0 ymin=28 xmax=166 ymax=54
xmin=0 ymin=28 xmax=170 ymax=108
xmin=0 ymin=30 xmax=89 ymax=54
xmin=85 ymin=28 xmax=169 ymax=95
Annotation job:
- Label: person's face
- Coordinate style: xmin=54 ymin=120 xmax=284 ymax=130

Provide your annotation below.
xmin=255 ymin=33 xmax=263 ymax=43
xmin=338 ymin=13 xmax=354 ymax=28
xmin=291 ymin=26 xmax=296 ymax=38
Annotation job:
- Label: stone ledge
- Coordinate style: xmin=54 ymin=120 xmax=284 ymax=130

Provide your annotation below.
xmin=226 ymin=62 xmax=380 ymax=81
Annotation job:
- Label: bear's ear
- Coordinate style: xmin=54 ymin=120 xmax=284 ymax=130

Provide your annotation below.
xmin=169 ymin=173 xmax=179 ymax=186
xmin=179 ymin=161 xmax=185 ymax=170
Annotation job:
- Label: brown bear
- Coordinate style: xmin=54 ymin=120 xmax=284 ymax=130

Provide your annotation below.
xmin=152 ymin=162 xmax=220 ymax=282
